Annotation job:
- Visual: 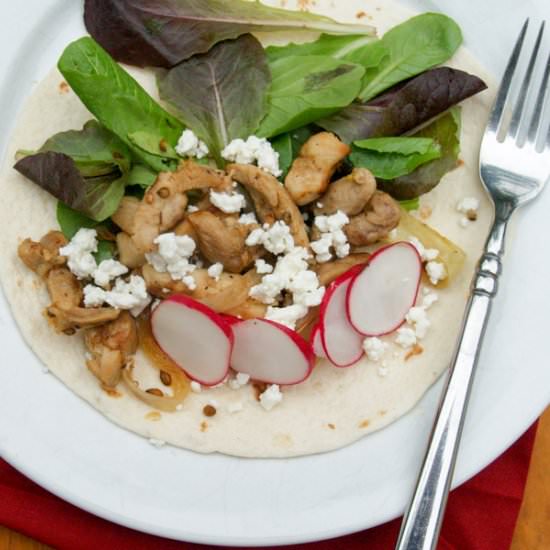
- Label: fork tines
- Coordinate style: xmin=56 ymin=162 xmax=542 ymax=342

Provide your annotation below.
xmin=489 ymin=19 xmax=550 ymax=151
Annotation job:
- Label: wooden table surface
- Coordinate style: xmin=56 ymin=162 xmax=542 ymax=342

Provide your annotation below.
xmin=2 ymin=407 xmax=549 ymax=550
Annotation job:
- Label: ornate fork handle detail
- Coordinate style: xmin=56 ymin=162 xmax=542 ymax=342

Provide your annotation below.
xmin=395 ymin=212 xmax=511 ymax=550
xmin=397 ymin=16 xmax=550 ymax=550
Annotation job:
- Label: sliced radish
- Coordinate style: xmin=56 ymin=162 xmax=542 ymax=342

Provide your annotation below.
xmin=151 ymin=295 xmax=233 ymax=386
xmin=231 ymin=319 xmax=314 ymax=385
xmin=319 ymin=265 xmax=365 ymax=368
xmin=310 ymin=324 xmax=326 ymax=358
xmin=347 ymin=242 xmax=422 ymax=336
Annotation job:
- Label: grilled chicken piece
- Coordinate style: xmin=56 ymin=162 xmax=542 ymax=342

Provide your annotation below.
xmin=314 ymin=168 xmax=376 ymax=217
xmin=285 ymin=132 xmax=350 ymax=206
xmin=116 ymin=232 xmax=146 ymax=269
xmin=18 ymin=231 xmax=67 ymax=278
xmin=84 ymin=312 xmax=138 ymax=388
xmin=314 ymin=253 xmax=371 ymax=287
xmin=132 ymin=161 xmax=230 ymax=253
xmin=188 ymin=211 xmax=261 ymax=273
xmin=228 ymin=163 xmax=309 ymax=248
xmin=142 ymin=265 xmax=254 ymax=313
xmin=226 ymin=299 xmax=268 ymax=320
xmin=345 ymin=192 xmax=401 ymax=247
xmin=45 ymin=267 xmax=120 ymax=334
xmin=46 ymin=266 xmax=83 ymax=309
xmin=173 ymin=218 xmax=198 ymax=241
xmin=111 ymin=196 xmax=140 ymax=234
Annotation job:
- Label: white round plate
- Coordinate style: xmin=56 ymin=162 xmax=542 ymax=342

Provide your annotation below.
xmin=0 ymin=0 xmax=549 ymax=546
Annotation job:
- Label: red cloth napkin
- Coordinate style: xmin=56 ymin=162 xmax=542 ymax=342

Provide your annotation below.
xmin=0 ymin=424 xmax=537 ymax=550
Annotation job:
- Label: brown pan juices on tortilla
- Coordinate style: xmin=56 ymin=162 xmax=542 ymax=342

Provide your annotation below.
xmin=0 ymin=0 xmax=494 ymax=457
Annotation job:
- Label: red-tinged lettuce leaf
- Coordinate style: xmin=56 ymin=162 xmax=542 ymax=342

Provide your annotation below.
xmin=318 ymin=67 xmax=487 ymax=144
xmin=14 ymin=152 xmax=127 ymax=222
xmin=157 ymin=34 xmax=271 ymax=162
xmin=84 ymin=0 xmax=375 ymax=68
xmin=377 ymin=108 xmax=462 ymax=200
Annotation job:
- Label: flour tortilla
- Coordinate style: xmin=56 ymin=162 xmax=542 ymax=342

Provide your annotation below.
xmin=0 ymin=0 xmax=495 ymax=457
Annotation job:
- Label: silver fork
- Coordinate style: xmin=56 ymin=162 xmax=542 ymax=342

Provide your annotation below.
xmin=396 ymin=20 xmax=550 ymax=550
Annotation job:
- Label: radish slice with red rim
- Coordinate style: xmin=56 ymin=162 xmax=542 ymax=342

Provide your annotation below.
xmin=311 ymin=323 xmax=326 ymax=358
xmin=151 ymin=295 xmax=233 ymax=386
xmin=319 ymin=265 xmax=365 ymax=368
xmin=347 ymin=242 xmax=422 ymax=336
xmin=231 ymin=318 xmax=314 ymax=385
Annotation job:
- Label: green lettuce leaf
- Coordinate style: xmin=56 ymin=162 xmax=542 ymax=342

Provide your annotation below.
xmin=158 ymin=34 xmax=271 ymax=162
xmin=269 ymin=126 xmax=314 ymax=179
xmin=257 ymin=56 xmax=365 ymax=138
xmin=350 ymin=137 xmax=442 ymax=179
xmin=377 ymin=108 xmax=462 ymax=200
xmin=56 ymin=202 xmax=99 ymax=238
xmin=358 ymin=13 xmax=462 ymax=101
xmin=128 ymin=164 xmax=158 ymax=188
xmin=266 ymin=34 xmax=379 ymax=63
xmin=58 ymin=37 xmax=185 ymax=172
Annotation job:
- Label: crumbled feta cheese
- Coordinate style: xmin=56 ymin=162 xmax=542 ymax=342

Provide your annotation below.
xmin=106 ymin=276 xmax=152 ymax=316
xmin=145 ymin=233 xmax=197 ymax=287
xmin=259 ymin=384 xmax=283 ymax=411
xmin=83 ymin=285 xmax=107 ymax=308
xmin=148 ymin=438 xmax=166 ymax=448
xmin=409 ymin=236 xmax=439 ymax=262
xmin=406 ymin=306 xmax=430 ymax=339
xmin=363 ymin=337 xmax=388 ymax=362
xmin=422 ymin=292 xmax=439 ymax=309
xmin=229 ymin=372 xmax=250 ymax=390
xmin=85 ymin=275 xmax=152 ymax=316
xmin=59 ymin=228 xmax=98 ymax=279
xmin=190 ymin=381 xmax=202 ymax=393
xmin=246 ymin=228 xmax=264 ymax=247
xmin=93 ymin=259 xmax=128 ymax=289
xmin=176 ymin=404 xmax=184 ymax=411
xmin=207 ymin=262 xmax=223 ymax=281
xmin=187 ymin=205 xmax=200 ymax=214
xmin=250 ymin=245 xmax=324 ymax=310
xmin=265 ymin=304 xmax=308 ymax=330
xmin=209 ymin=190 xmax=246 ymax=214
xmin=316 ymin=202 xmax=324 ymax=208
xmin=246 ymin=221 xmax=295 ymax=255
xmin=255 ymin=259 xmax=273 ymax=274
xmin=175 ymin=129 xmax=209 ymax=159
xmin=456 ymin=197 xmax=480 ymax=215
xmin=426 ymin=261 xmax=447 ymax=285
xmin=311 ymin=211 xmax=350 ymax=263
xmin=388 ymin=228 xmax=398 ymax=241
xmin=459 ymin=216 xmax=470 ymax=228
xmin=395 ymin=327 xmax=417 ymax=348
xmin=288 ymin=269 xmax=325 ymax=307
xmin=238 ymin=212 xmax=258 ymax=225
xmin=227 ymin=401 xmax=244 ymax=414
xmin=222 ymin=136 xmax=282 ymax=178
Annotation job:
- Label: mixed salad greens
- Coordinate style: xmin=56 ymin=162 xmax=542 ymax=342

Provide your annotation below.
xmin=15 ymin=0 xmax=485 ymax=244
xmin=12 ymin=0 xmax=491 ymax=412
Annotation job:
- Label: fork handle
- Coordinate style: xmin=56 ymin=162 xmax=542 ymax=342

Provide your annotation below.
xmin=395 ymin=209 xmax=511 ymax=550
